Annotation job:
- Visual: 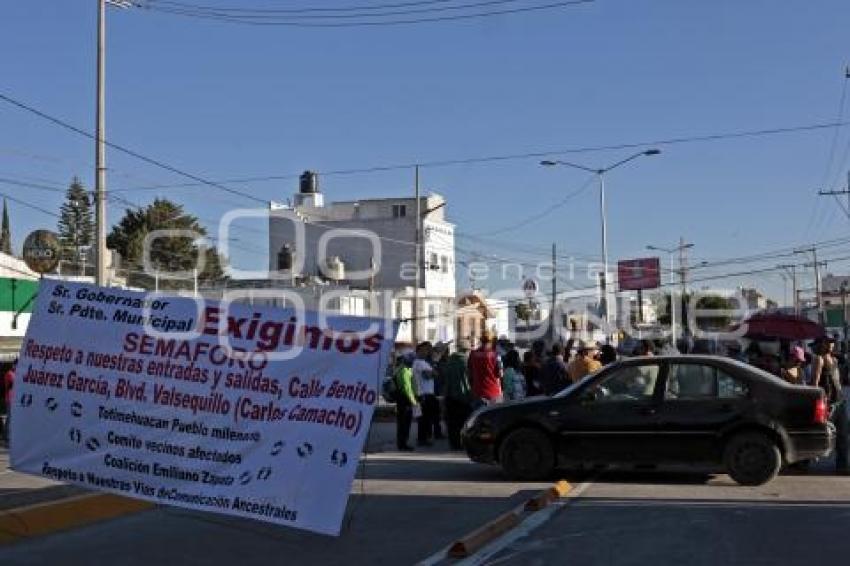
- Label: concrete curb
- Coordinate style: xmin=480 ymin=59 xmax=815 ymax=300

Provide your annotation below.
xmin=446 ymin=480 xmax=572 ymax=559
xmin=0 ymin=493 xmax=154 ymax=546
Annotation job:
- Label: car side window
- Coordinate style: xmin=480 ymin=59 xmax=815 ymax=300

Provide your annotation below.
xmin=666 ymin=364 xmax=748 ymax=400
xmin=584 ymin=364 xmax=660 ymax=403
xmin=717 ymin=372 xmax=748 ymax=399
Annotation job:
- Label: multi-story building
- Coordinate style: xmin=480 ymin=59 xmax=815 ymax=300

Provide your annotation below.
xmin=267 ymin=172 xmax=456 ymax=344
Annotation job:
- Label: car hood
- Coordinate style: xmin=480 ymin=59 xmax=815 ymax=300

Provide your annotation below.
xmin=475 ymin=395 xmax=557 ymax=420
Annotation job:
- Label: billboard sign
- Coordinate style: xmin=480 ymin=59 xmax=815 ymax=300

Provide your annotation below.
xmin=617 ymin=257 xmax=661 ymax=291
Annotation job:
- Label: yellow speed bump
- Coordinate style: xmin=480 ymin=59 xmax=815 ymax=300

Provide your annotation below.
xmin=448 ymin=508 xmax=521 ymax=559
xmin=0 ymin=493 xmax=154 ymax=546
xmin=447 ymin=480 xmax=571 ymax=559
xmin=524 ymin=480 xmax=571 ymax=511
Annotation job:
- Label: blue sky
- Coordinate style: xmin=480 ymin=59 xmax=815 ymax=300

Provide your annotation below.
xmin=1 ymin=0 xmax=849 ymax=303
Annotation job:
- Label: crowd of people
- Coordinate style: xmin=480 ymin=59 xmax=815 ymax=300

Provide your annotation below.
xmin=388 ymin=333 xmax=848 ymax=474
xmin=388 ymin=333 xmax=626 ymax=451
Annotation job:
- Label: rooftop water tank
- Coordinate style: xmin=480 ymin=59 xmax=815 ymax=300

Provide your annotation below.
xmin=299 ymin=171 xmax=319 ymax=194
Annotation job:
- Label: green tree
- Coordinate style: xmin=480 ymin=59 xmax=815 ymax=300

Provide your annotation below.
xmin=656 ymin=293 xmax=736 ymax=330
xmin=694 ymin=294 xmax=736 ymax=329
xmin=0 ymin=198 xmax=11 ymax=255
xmin=107 ymin=198 xmax=225 ymax=290
xmin=57 ymin=178 xmax=94 ymax=270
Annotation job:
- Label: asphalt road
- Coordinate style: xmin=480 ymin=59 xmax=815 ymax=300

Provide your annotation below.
xmin=476 ymin=463 xmax=850 ymax=566
xmin=1 ymin=424 xmax=849 ymax=565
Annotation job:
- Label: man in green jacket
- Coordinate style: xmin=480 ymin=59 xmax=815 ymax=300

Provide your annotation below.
xmin=442 ymin=341 xmax=473 ymax=450
xmin=395 ymin=353 xmax=418 ymax=451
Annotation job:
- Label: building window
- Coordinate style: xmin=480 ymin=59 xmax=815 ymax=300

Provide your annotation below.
xmin=430 ymin=252 xmax=439 ymax=270
xmin=428 ymin=304 xmax=437 ymax=322
xmin=392 ymin=204 xmax=406 ymax=218
xmin=441 ymin=255 xmax=449 ymax=273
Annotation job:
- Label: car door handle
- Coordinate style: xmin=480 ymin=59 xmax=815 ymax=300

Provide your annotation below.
xmin=639 ymin=407 xmax=658 ymax=416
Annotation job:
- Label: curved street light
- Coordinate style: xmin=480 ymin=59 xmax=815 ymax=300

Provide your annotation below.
xmin=541 ymin=149 xmax=662 ymax=334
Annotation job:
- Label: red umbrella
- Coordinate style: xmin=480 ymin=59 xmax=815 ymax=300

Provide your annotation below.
xmin=732 ymin=312 xmax=825 ymax=341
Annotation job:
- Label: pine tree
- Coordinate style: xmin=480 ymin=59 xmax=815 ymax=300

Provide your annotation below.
xmin=0 ymin=199 xmax=11 ymax=255
xmin=107 ymin=198 xmax=226 ymax=290
xmin=57 ymin=177 xmax=94 ymax=269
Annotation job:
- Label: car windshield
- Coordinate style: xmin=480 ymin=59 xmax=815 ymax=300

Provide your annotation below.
xmin=553 ymin=365 xmax=608 ymax=398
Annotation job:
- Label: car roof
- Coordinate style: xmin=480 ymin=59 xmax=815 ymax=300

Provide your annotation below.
xmin=614 ymin=354 xmax=784 ymax=385
xmin=618 ymin=354 xmax=732 ymax=365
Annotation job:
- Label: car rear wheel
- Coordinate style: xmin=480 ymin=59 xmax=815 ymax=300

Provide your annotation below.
xmin=499 ymin=428 xmax=555 ymax=481
xmin=723 ymin=432 xmax=781 ymax=486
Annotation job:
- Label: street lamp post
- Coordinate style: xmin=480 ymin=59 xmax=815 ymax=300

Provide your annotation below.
xmin=542 ymin=149 xmax=660 ymax=333
xmin=95 ymin=0 xmax=132 ymax=287
xmin=647 ymin=241 xmax=694 ymax=344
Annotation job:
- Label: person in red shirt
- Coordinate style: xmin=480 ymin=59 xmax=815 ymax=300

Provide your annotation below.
xmin=467 ymin=331 xmax=503 ymax=406
xmin=3 ymin=360 xmax=15 ymax=445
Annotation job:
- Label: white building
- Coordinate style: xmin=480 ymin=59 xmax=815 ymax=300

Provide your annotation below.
xmin=268 ymin=172 xmax=456 ymax=345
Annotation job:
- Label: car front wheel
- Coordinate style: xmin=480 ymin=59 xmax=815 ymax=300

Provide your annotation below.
xmin=723 ymin=432 xmax=782 ymax=486
xmin=498 ymin=428 xmax=555 ymax=481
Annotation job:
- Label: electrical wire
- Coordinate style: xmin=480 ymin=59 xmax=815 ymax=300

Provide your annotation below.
xmin=819 ymin=72 xmax=849 ymax=190
xmin=6 ymin=94 xmax=850 ymax=282
xmin=0 ymin=92 xmax=268 ymax=206
xmin=0 ymin=190 xmax=60 ymax=218
xmin=106 ymin=119 xmax=850 ymax=194
xmin=148 ymin=0 xmax=507 ymax=14
xmin=147 ymin=0 xmax=555 ymax=20
xmin=473 ymin=174 xmax=597 ymax=236
xmin=140 ymin=0 xmax=594 ymax=27
xmin=0 ymin=177 xmax=66 ymax=193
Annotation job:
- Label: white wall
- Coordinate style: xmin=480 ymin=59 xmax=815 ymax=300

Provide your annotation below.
xmin=0 ymin=312 xmax=31 ymax=337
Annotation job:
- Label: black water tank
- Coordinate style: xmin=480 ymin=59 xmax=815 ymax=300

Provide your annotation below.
xmin=299 ymin=171 xmax=319 ymax=194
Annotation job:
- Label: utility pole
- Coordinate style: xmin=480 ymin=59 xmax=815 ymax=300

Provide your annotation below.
xmin=678 ymin=237 xmax=692 ymax=339
xmin=778 ymin=264 xmax=798 ymax=314
xmin=95 ymin=0 xmax=107 ymax=286
xmin=94 ymin=0 xmax=132 ymax=287
xmin=795 ymin=247 xmax=824 ymax=324
xmin=814 ymin=248 xmax=823 ymax=325
xmin=817 ymin=171 xmax=850 ymax=219
xmin=413 ymin=165 xmax=421 ymax=346
xmin=551 ymin=243 xmax=557 ymax=344
xmin=842 ymin=282 xmax=848 ymax=345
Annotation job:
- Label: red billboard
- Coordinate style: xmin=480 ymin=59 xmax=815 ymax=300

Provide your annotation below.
xmin=618 ymin=257 xmax=661 ymax=291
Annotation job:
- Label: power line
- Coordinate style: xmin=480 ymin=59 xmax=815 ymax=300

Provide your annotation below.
xmin=148 ymin=0 xmax=552 ymax=19
xmin=140 ymin=0 xmax=594 ymax=27
xmin=148 ymin=0 xmax=506 ymax=14
xmin=110 ymin=119 xmax=850 ymax=194
xmin=473 ymin=174 xmax=597 ymax=236
xmin=819 ymin=70 xmax=849 ymax=190
xmin=0 ymin=92 xmax=268 ymax=205
xmin=0 ymin=177 xmax=66 ymax=193
xmin=8 ymin=92 xmax=850 ymax=269
xmin=0 ymin=190 xmax=60 ymax=218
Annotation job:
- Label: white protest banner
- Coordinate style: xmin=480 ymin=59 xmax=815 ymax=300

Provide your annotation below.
xmin=10 ymin=279 xmax=396 ymax=536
